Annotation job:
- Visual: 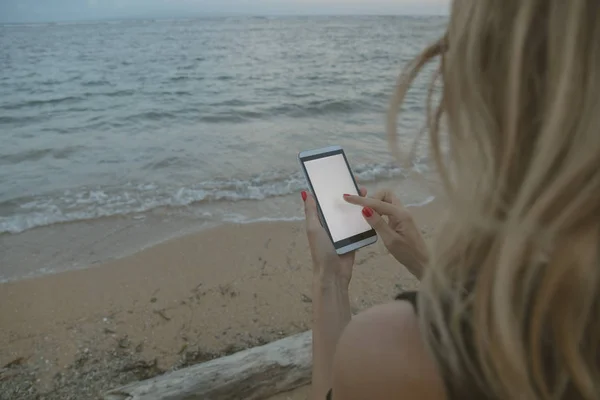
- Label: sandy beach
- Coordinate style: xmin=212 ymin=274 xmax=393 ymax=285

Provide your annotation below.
xmin=0 ymin=198 xmax=443 ymax=399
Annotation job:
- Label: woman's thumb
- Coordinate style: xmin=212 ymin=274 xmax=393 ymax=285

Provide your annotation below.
xmin=302 ymin=191 xmax=322 ymax=232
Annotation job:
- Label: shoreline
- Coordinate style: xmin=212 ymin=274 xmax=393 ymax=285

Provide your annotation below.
xmin=0 ymin=198 xmax=444 ymax=399
xmin=0 ymin=176 xmax=440 ymax=284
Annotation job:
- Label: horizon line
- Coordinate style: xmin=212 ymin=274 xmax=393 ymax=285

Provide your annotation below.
xmin=1 ymin=13 xmax=449 ymax=25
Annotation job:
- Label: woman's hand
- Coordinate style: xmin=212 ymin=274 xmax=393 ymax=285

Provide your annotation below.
xmin=302 ymin=188 xmax=367 ymax=286
xmin=344 ymin=189 xmax=428 ymax=279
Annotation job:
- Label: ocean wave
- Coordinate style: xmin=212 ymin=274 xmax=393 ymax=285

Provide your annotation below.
xmin=0 ymin=146 xmax=82 ymax=165
xmin=81 ymin=79 xmax=111 ymax=87
xmin=195 ymin=98 xmax=381 ymax=124
xmin=169 ymin=76 xmax=190 ymax=82
xmin=0 ymin=115 xmax=45 ymax=125
xmin=159 ymin=90 xmax=193 ymax=97
xmin=1 ymin=90 xmax=136 ymax=113
xmin=406 ymin=196 xmax=435 ymax=208
xmin=281 ymin=98 xmax=372 ymax=117
xmin=0 ymin=162 xmax=413 ymax=234
xmin=262 ymin=98 xmax=377 ymax=118
xmin=1 ymin=93 xmax=388 ymax=127
xmin=199 ymin=110 xmax=263 ymax=123
xmin=210 ymin=99 xmax=256 ymax=107
xmin=97 ymin=89 xmax=135 ymax=98
xmin=124 ymin=110 xmax=179 ymax=123
xmin=1 ymin=95 xmax=84 ymax=110
xmin=39 ymin=79 xmax=64 ymax=86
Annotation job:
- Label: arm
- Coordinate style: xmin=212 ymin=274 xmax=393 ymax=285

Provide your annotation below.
xmin=301 ymin=190 xmax=357 ymax=400
xmin=311 ymin=277 xmax=352 ymax=400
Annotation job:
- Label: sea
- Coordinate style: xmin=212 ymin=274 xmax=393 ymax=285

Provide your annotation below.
xmin=0 ymin=16 xmax=446 ymax=281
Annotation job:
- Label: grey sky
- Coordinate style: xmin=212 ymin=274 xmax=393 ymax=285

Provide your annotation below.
xmin=0 ymin=0 xmax=449 ymax=23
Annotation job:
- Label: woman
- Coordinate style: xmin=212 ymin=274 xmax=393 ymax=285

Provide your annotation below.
xmin=302 ymin=1 xmax=600 ymax=399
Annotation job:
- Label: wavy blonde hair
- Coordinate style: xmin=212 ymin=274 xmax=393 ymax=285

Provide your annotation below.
xmin=389 ymin=1 xmax=600 ymax=399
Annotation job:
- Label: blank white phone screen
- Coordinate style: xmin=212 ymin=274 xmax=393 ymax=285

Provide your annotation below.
xmin=304 ymin=154 xmax=371 ymax=242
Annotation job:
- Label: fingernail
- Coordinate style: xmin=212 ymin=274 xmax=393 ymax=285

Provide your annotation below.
xmin=301 ymin=191 xmax=307 ymax=202
xmin=362 ymin=207 xmax=373 ymax=218
xmin=343 ymin=194 xmax=351 ymax=198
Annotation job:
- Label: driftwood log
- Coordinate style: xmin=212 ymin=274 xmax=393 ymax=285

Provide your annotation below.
xmin=103 ymin=330 xmax=312 ymax=400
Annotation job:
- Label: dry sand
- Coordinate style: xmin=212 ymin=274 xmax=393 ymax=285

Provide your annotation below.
xmin=0 ymin=200 xmax=444 ymax=400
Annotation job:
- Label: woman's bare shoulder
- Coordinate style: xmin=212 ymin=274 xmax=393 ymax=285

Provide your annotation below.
xmin=331 ymin=301 xmax=447 ymax=400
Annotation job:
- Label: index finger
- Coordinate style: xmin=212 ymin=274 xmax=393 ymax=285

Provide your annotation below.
xmin=343 ymin=194 xmax=399 ymax=217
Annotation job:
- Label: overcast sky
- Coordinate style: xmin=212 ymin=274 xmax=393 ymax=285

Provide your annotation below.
xmin=0 ymin=0 xmax=449 ymax=23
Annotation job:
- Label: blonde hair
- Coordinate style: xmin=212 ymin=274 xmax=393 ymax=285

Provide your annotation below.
xmin=389 ymin=1 xmax=600 ymax=399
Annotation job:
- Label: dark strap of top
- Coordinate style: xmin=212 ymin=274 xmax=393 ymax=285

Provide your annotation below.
xmin=395 ymin=290 xmax=419 ymax=309
xmin=325 ymin=291 xmax=419 ymax=400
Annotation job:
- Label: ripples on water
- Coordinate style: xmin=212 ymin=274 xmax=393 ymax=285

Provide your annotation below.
xmin=0 ymin=16 xmax=446 ymax=233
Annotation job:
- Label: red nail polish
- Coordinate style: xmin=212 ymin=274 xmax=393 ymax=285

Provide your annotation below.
xmin=301 ymin=191 xmax=307 ymax=201
xmin=343 ymin=194 xmax=351 ymax=198
xmin=362 ymin=207 xmax=373 ymax=218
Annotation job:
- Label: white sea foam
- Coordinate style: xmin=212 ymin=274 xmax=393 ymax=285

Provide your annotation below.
xmin=223 ymin=214 xmax=305 ymax=224
xmin=406 ymin=195 xmax=435 ymax=208
xmin=0 ymin=162 xmax=429 ymax=234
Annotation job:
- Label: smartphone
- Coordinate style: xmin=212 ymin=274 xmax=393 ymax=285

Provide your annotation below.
xmin=298 ymin=146 xmax=377 ymax=255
